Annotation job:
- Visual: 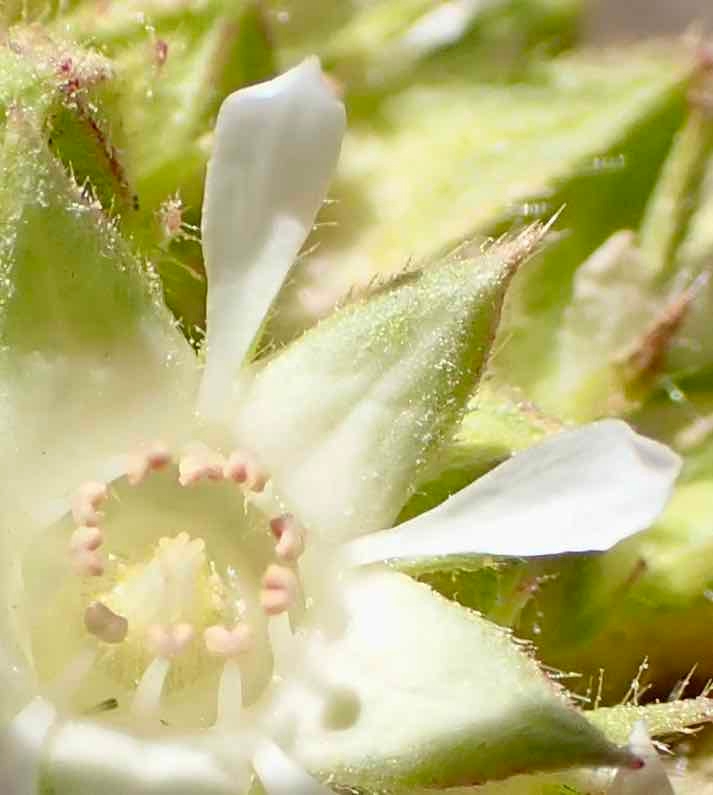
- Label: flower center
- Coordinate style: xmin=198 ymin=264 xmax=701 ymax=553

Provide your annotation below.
xmin=21 ymin=441 xmax=316 ymax=731
xmin=100 ymin=532 xmax=220 ymax=638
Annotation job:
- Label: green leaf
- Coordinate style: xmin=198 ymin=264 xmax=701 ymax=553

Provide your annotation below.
xmin=638 ymin=103 xmax=713 ymax=284
xmin=319 ymin=0 xmax=580 ymax=92
xmin=269 ymin=43 xmax=694 ymax=369
xmin=302 ymin=44 xmax=692 ymax=282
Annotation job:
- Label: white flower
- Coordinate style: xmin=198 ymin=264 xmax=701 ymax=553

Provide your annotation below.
xmin=0 ymin=59 xmax=681 ymax=795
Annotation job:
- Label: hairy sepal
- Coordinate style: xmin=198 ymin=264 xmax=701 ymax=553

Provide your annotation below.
xmin=234 ymin=229 xmax=545 ymax=542
xmin=293 ymin=569 xmax=634 ymax=791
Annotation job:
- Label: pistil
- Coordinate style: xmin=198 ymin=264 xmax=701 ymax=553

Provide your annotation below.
xmin=267 ymin=514 xmax=307 ymax=627
xmin=132 ymin=623 xmax=195 ymax=719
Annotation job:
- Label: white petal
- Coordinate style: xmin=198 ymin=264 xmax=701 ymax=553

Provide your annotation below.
xmin=44 ymin=720 xmax=239 ymax=795
xmin=609 ymin=722 xmax=674 ymax=795
xmin=346 ymin=420 xmax=681 ymax=565
xmin=0 ymin=118 xmax=199 ymax=524
xmin=199 ymin=57 xmax=346 ymax=421
xmin=0 ymin=698 xmax=56 ymax=795
xmin=253 ymin=741 xmax=333 ymax=795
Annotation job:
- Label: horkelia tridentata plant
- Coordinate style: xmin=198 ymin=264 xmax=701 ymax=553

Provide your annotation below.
xmin=0 ymin=58 xmax=681 ymax=795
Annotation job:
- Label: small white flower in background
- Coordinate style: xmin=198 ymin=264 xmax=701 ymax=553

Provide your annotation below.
xmin=0 ymin=58 xmax=681 ymax=795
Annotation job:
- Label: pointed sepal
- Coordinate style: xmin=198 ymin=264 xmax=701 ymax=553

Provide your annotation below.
xmin=234 ymin=227 xmax=546 ymax=541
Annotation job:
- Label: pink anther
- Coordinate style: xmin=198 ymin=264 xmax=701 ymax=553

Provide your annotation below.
xmin=223 ymin=451 xmax=249 ymax=484
xmin=127 ymin=442 xmax=172 ymax=486
xmin=223 ymin=450 xmax=267 ymax=492
xmin=84 ymin=602 xmax=128 ymax=645
xmin=260 ymin=564 xmax=299 ymax=616
xmin=146 ymin=623 xmax=195 ymax=658
xmin=204 ymin=624 xmax=254 ymax=658
xmin=70 ymin=526 xmax=103 ymax=553
xmin=270 ymin=515 xmax=305 ymax=562
xmin=72 ymin=549 xmax=105 ymax=578
xmin=71 ymin=481 xmax=108 ymax=527
xmin=260 ymin=589 xmax=292 ymax=615
xmin=146 ymin=443 xmax=171 ymax=470
xmin=126 ymin=455 xmax=150 ymax=486
xmin=178 ymin=448 xmax=225 ymax=486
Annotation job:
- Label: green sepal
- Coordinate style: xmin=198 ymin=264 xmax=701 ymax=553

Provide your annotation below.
xmin=1 ymin=27 xmax=134 ymax=216
xmin=589 ymin=697 xmax=713 ymax=746
xmin=294 ymin=570 xmax=635 ymax=791
xmin=234 ymin=228 xmax=546 ymax=541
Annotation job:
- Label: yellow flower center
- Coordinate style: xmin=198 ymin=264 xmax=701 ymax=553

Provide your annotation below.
xmin=21 ymin=442 xmax=310 ymax=730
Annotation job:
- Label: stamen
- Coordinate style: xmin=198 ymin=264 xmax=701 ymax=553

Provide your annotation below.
xmin=266 ymin=611 xmax=293 ymax=673
xmin=70 ymin=526 xmax=105 ymax=577
xmin=204 ymin=624 xmax=254 ymax=658
xmin=132 ymin=657 xmax=171 ymax=719
xmin=126 ymin=455 xmax=150 ymax=486
xmin=223 ymin=451 xmax=248 ymax=484
xmin=252 ymin=740 xmax=334 ymax=795
xmin=72 ymin=548 xmax=105 ymax=578
xmin=84 ymin=602 xmax=128 ymax=645
xmin=146 ymin=623 xmax=196 ymax=658
xmin=51 ymin=646 xmax=97 ymax=700
xmin=204 ymin=624 xmax=254 ymax=727
xmin=70 ymin=526 xmax=103 ymax=552
xmin=248 ymin=479 xmax=283 ymax=518
xmin=132 ymin=624 xmax=195 ymax=719
xmin=260 ymin=565 xmax=299 ymax=616
xmin=224 ymin=450 xmax=267 ymax=492
xmin=126 ymin=441 xmax=172 ymax=486
xmin=215 ymin=659 xmax=245 ymax=727
xmin=71 ymin=481 xmax=108 ymax=527
xmin=178 ymin=444 xmax=225 ymax=486
xmin=270 ymin=515 xmax=305 ymax=562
